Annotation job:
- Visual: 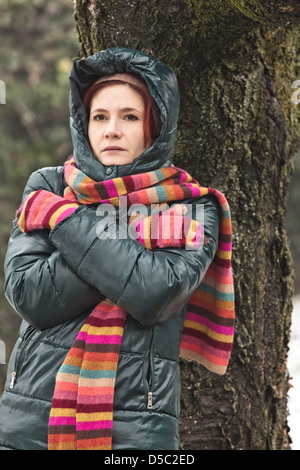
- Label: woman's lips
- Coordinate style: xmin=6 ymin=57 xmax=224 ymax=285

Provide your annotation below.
xmin=102 ymin=146 xmax=125 ymax=152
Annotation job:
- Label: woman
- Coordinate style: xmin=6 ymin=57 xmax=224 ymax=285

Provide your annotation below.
xmin=0 ymin=47 xmax=234 ymax=450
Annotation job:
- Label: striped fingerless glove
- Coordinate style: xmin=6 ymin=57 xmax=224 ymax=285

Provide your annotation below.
xmin=17 ymin=190 xmax=79 ymax=233
xmin=131 ymin=204 xmax=206 ymax=251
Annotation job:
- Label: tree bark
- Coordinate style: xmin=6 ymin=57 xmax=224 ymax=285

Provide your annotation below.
xmin=73 ymin=0 xmax=300 ymax=450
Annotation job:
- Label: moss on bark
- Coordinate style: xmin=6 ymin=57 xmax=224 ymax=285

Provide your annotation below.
xmin=228 ymin=0 xmax=300 ymax=26
xmin=187 ymin=0 xmax=300 ymax=27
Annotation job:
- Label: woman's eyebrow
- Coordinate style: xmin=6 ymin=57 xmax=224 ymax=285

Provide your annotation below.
xmin=120 ymin=107 xmax=143 ymax=113
xmin=90 ymin=107 xmax=143 ymax=114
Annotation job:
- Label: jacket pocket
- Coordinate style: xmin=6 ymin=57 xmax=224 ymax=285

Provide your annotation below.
xmin=143 ymin=326 xmax=156 ymax=410
xmin=9 ymin=325 xmax=36 ymax=390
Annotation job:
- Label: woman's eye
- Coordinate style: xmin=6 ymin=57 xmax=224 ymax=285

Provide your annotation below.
xmin=124 ymin=114 xmax=139 ymax=121
xmin=93 ymin=114 xmax=107 ymax=121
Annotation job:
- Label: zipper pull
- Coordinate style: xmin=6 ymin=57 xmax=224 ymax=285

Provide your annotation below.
xmin=10 ymin=372 xmax=16 ymax=389
xmin=147 ymin=391 xmax=153 ymax=410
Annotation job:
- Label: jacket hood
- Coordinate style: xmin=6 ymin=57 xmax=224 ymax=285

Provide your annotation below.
xmin=69 ymin=47 xmax=180 ymax=181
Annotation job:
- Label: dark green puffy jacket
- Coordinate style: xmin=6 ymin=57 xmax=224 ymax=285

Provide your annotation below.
xmin=0 ymin=47 xmax=219 ymax=450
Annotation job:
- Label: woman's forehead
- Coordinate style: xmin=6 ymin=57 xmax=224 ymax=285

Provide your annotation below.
xmin=89 ymin=83 xmax=145 ymax=111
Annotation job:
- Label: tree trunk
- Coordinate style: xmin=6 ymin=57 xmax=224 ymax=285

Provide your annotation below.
xmin=73 ymin=0 xmax=300 ymax=450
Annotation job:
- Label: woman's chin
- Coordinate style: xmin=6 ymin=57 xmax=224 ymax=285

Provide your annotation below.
xmin=95 ymin=153 xmax=136 ymax=167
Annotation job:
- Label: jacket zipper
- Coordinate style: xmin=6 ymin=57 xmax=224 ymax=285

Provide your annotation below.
xmin=10 ymin=326 xmax=36 ymax=390
xmin=145 ymin=326 xmax=156 ymax=410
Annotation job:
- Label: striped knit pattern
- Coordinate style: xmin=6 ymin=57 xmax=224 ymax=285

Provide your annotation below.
xmin=133 ymin=204 xmax=205 ymax=251
xmin=21 ymin=157 xmax=233 ymax=450
xmin=179 ymin=190 xmax=234 ymax=374
xmin=18 ymin=190 xmax=79 ymax=233
xmin=48 ymin=300 xmax=126 ymax=450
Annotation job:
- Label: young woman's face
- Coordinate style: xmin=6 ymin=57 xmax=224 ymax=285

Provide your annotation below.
xmin=88 ymin=84 xmax=149 ymax=166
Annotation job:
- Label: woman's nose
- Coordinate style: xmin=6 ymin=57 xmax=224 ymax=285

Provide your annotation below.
xmin=104 ymin=118 xmax=122 ymax=138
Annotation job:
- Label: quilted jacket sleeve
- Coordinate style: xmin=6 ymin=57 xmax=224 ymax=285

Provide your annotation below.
xmin=4 ymin=168 xmax=104 ymax=330
xmin=49 ymin=196 xmax=219 ymax=327
xmin=5 ymin=167 xmax=219 ymax=329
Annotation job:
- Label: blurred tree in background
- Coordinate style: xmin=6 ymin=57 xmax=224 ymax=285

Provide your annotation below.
xmin=0 ymin=0 xmax=78 ymax=392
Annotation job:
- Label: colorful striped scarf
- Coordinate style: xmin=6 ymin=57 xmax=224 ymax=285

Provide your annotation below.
xmin=47 ymin=157 xmax=235 ymax=450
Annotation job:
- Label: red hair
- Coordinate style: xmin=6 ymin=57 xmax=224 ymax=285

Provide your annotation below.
xmin=83 ymin=77 xmax=159 ymax=146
